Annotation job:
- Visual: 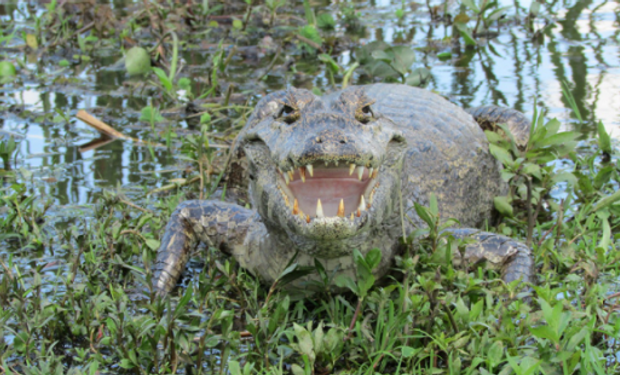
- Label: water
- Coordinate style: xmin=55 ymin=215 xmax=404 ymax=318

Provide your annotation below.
xmin=1 ymin=0 xmax=619 ymax=208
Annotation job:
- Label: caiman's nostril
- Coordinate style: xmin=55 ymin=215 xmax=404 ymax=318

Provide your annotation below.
xmin=316 ymin=137 xmax=323 ymax=144
xmin=339 ymin=139 xmax=346 ymax=144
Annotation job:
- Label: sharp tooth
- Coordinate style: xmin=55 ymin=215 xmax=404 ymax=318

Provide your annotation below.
xmin=298 ymin=210 xmax=305 ymax=220
xmin=284 ymin=172 xmax=290 ymax=185
xmin=306 ymin=164 xmax=313 ymax=177
xmin=335 ymin=160 xmax=339 ymax=167
xmin=368 ymin=167 xmax=374 ymax=178
xmin=349 ymin=164 xmax=355 ymax=176
xmin=287 ymin=170 xmax=294 ymax=182
xmin=306 ymin=214 xmax=310 ymax=223
xmin=350 ymin=212 xmax=354 ymax=220
xmin=357 ymin=166 xmax=365 ymax=181
xmin=337 ymin=199 xmax=345 ymax=217
xmin=284 ymin=195 xmax=290 ymax=207
xmin=372 ymin=169 xmax=378 ymax=179
xmin=369 ymin=190 xmax=374 ymax=205
xmin=356 ymin=208 xmax=361 ymax=217
xmin=316 ymin=199 xmax=324 ymax=218
xmin=299 ymin=167 xmax=306 ymax=183
xmin=292 ymin=198 xmax=299 ymax=215
xmin=359 ymin=195 xmax=366 ymax=211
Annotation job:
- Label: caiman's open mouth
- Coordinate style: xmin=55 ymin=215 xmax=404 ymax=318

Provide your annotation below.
xmin=275 ymin=161 xmax=380 ymax=222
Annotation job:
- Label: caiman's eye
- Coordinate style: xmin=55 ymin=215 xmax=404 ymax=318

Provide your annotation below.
xmin=357 ymin=104 xmax=374 ymax=124
xmin=277 ymin=104 xmax=300 ymax=124
xmin=282 ymin=105 xmax=295 ymax=115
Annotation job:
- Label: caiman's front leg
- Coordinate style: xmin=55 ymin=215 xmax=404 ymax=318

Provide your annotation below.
xmin=445 ymin=229 xmax=535 ymax=285
xmin=153 ymin=200 xmax=255 ymax=295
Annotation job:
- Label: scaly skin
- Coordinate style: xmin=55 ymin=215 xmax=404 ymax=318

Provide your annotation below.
xmin=153 ymin=84 xmax=535 ymax=295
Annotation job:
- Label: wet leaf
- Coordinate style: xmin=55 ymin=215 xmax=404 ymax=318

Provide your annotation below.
xmin=405 ymin=68 xmax=431 ymax=87
xmin=455 ymin=23 xmax=476 ymax=47
xmin=125 ymin=47 xmax=151 ymax=75
xmin=318 ymin=53 xmax=340 ymax=73
xmin=390 ymin=46 xmax=416 ymax=75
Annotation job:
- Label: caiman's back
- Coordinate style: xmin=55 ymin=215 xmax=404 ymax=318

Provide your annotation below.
xmin=323 ymin=84 xmax=505 ymax=229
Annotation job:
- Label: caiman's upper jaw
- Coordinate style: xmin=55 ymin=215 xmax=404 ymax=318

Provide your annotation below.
xmin=274 ymin=158 xmax=380 ymax=223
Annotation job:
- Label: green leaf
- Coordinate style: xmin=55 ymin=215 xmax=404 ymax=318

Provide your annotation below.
xmin=293 ymin=323 xmax=315 ymax=362
xmin=454 ymin=23 xmax=477 ymax=46
xmin=316 ymin=13 xmax=336 ymax=30
xmin=334 ymin=274 xmax=358 ymax=295
xmin=552 ymin=172 xmax=577 ymax=185
xmin=522 ymin=163 xmax=541 ymax=179
xmin=291 ymin=364 xmax=305 ymax=375
xmin=152 ymin=67 xmax=172 ymax=91
xmin=365 ymin=248 xmax=382 ymax=270
xmin=487 ymin=341 xmax=504 ymax=366
xmin=494 ymin=196 xmax=513 ymax=217
xmin=535 ymin=131 xmax=579 ymax=147
xmin=405 ymin=68 xmax=431 ymax=87
xmin=566 ymin=326 xmax=589 ymax=352
xmin=125 ymin=47 xmax=151 ymax=75
xmin=461 ymin=0 xmax=480 ymax=13
xmin=145 ymin=239 xmax=160 ymax=250
xmin=390 ymin=46 xmax=416 ymax=75
xmin=371 ymin=50 xmax=392 ymax=62
xmin=228 ymin=361 xmax=242 ymax=375
xmin=178 ymin=77 xmax=191 ymax=91
xmin=597 ymin=121 xmax=611 ymax=153
xmin=414 ymin=202 xmax=435 ymax=228
xmin=318 ymin=53 xmax=340 ymax=73
xmin=401 ymin=346 xmax=421 ymax=358
xmin=489 ymin=143 xmax=514 ymax=165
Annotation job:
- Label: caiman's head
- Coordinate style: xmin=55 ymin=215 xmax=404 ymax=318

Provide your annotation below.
xmin=240 ymin=86 xmax=407 ymax=244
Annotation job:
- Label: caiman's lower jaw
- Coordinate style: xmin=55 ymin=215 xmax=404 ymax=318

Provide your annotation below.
xmin=275 ymin=162 xmax=380 ymax=223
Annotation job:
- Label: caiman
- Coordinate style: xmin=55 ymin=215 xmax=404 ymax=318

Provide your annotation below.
xmin=153 ymin=84 xmax=534 ymax=295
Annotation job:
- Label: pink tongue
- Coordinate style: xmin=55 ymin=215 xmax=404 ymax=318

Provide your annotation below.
xmin=289 ymin=178 xmax=365 ymax=217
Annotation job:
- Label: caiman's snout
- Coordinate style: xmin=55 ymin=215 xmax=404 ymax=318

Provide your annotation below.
xmin=297 ymin=128 xmax=361 ymax=164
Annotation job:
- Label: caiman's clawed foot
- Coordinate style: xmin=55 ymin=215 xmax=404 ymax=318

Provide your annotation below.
xmin=153 ymin=200 xmax=254 ymax=296
xmin=446 ymin=228 xmax=535 ymax=285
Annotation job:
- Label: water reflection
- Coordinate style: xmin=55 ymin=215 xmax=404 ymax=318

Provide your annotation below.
xmin=0 ymin=0 xmax=619 ymax=208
